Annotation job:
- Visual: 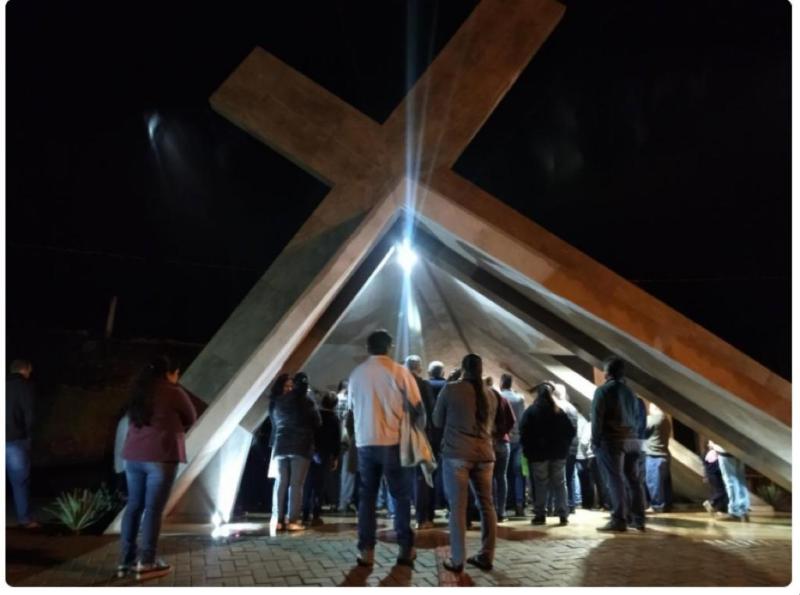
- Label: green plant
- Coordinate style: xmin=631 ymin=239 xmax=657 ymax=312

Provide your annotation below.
xmin=44 ymin=488 xmax=109 ymax=534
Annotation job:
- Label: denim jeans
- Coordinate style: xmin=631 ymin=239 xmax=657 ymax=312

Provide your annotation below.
xmin=356 ymin=445 xmax=414 ymax=552
xmin=531 ymin=459 xmax=567 ymax=517
xmin=272 ymin=455 xmax=311 ymax=524
xmin=302 ymin=457 xmax=331 ymax=521
xmin=443 ymin=457 xmax=496 ymax=566
xmin=546 ymin=454 xmax=577 ymax=513
xmin=120 ymin=461 xmax=178 ymax=565
xmin=6 ymin=439 xmax=32 ymax=524
xmin=596 ymin=443 xmax=645 ymax=526
xmin=506 ymin=442 xmax=525 ymax=509
xmin=576 ymin=459 xmax=593 ymax=508
xmin=717 ymin=455 xmax=750 ymax=517
xmin=493 ymin=443 xmax=510 ymax=518
xmin=645 ymin=455 xmax=671 ymax=511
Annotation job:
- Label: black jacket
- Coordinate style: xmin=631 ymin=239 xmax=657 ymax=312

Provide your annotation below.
xmin=519 ymin=399 xmax=576 ymax=462
xmin=270 ymin=392 xmax=322 ymax=458
xmin=314 ymin=409 xmax=342 ymax=460
xmin=6 ymin=374 xmax=34 ymax=442
xmin=591 ymin=379 xmax=640 ymax=446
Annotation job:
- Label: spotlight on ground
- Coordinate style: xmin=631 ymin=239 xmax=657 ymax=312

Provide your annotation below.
xmin=396 ymin=239 xmax=418 ymax=273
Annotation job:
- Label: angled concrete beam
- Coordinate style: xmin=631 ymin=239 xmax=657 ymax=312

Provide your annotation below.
xmin=412 ymin=219 xmax=790 ymax=490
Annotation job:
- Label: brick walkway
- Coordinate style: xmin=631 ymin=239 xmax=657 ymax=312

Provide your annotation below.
xmin=8 ymin=510 xmax=792 ymax=587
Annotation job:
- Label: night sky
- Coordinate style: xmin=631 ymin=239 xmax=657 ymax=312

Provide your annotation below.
xmin=6 ymin=0 xmax=790 ymax=379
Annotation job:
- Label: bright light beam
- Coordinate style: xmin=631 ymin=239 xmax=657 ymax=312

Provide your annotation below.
xmin=396 ymin=239 xmax=418 ymax=273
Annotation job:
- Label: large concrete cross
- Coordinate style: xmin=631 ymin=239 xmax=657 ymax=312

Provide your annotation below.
xmin=163 ymin=0 xmax=568 ymax=520
xmin=118 ymin=0 xmax=788 ymax=527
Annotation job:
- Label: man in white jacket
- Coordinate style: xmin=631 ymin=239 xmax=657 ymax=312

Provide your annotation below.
xmin=348 ymin=329 xmax=423 ymax=567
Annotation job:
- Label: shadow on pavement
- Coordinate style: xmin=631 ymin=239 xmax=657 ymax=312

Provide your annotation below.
xmin=581 ymin=533 xmax=790 ymax=587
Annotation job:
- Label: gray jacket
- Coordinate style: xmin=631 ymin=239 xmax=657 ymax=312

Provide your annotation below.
xmin=432 ymin=379 xmax=497 ymax=462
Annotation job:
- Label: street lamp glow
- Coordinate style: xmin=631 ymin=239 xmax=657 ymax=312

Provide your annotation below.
xmin=396 ymin=239 xmax=418 ymax=273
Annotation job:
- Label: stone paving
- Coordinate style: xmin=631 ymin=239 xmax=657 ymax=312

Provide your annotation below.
xmin=7 ymin=510 xmax=792 ymax=587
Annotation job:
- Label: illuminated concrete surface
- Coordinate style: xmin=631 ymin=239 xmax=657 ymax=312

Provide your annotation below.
xmin=15 ymin=510 xmax=791 ymax=587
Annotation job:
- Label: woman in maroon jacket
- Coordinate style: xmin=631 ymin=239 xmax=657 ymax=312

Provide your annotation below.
xmin=117 ymin=355 xmax=197 ymax=581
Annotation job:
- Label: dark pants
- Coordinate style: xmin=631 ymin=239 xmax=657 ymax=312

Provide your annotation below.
xmin=645 ymin=455 xmax=672 ymax=511
xmin=415 ymin=465 xmax=435 ymax=523
xmin=506 ymin=442 xmax=525 ymax=510
xmin=596 ymin=443 xmax=645 ymax=527
xmin=302 ymin=457 xmax=332 ymax=521
xmin=576 ymin=458 xmax=594 ymax=509
xmin=356 ymin=445 xmax=414 ymax=552
xmin=120 ymin=461 xmax=178 ymax=565
xmin=6 ymin=439 xmax=32 ymax=524
xmin=589 ymin=457 xmax=610 ymax=509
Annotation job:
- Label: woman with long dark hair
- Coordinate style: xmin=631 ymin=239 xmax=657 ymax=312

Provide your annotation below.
xmin=268 ymin=372 xmax=321 ymax=536
xmin=519 ymin=382 xmax=576 ymax=526
xmin=118 ymin=355 xmax=197 ymax=581
xmin=432 ymin=353 xmax=498 ymax=574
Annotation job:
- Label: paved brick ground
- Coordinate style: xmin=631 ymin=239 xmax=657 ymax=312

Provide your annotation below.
xmin=8 ymin=510 xmax=792 ymax=587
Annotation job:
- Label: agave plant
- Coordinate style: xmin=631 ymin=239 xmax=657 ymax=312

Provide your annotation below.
xmin=44 ymin=488 xmax=107 ymax=534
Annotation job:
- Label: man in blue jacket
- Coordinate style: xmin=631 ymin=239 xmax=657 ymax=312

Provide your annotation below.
xmin=591 ymin=357 xmax=646 ymax=532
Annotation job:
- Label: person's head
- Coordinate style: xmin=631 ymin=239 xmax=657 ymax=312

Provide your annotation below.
xmin=337 ymin=379 xmax=349 ymax=393
xmin=293 ymin=372 xmax=309 ymax=395
xmin=483 ymin=376 xmax=493 ymax=387
xmin=428 ymin=361 xmax=445 ymax=380
xmin=128 ymin=355 xmax=180 ymax=428
xmin=461 ymin=354 xmax=483 ymax=380
xmin=321 ymin=391 xmax=338 ymax=411
xmin=461 ymin=354 xmax=488 ymax=428
xmin=532 ymin=381 xmax=558 ymax=412
xmin=603 ymin=356 xmax=625 ymax=381
xmin=367 ymin=329 xmax=393 ymax=356
xmin=500 ymin=373 xmax=513 ymax=390
xmin=270 ymin=373 xmax=294 ymax=397
xmin=9 ymin=359 xmax=33 ymax=379
xmin=405 ymin=355 xmax=422 ymax=375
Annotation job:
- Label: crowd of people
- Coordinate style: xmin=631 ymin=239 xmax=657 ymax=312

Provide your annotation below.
xmin=4 ymin=339 xmax=755 ymax=581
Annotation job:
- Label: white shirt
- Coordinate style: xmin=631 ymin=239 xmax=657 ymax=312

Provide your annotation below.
xmin=348 ymin=355 xmax=422 ymax=447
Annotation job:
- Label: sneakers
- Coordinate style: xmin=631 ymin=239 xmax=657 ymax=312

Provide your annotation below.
xmin=286 ymin=522 xmax=305 ymax=532
xmin=531 ymin=515 xmax=546 ymax=525
xmin=467 ymin=554 xmax=493 ymax=571
xmin=497 ymin=516 xmax=508 ymax=523
xmin=357 ymin=549 xmax=375 ymax=567
xmin=558 ymin=516 xmax=569 ymax=526
xmin=596 ymin=521 xmax=627 ymax=533
xmin=514 ymin=506 xmax=526 ymax=518
xmin=116 ymin=565 xmax=131 ymax=579
xmin=397 ymin=547 xmax=417 ymax=567
xmin=702 ymin=500 xmax=715 ymax=515
xmin=443 ymin=558 xmax=463 ymax=573
xmin=135 ymin=560 xmax=171 ymax=581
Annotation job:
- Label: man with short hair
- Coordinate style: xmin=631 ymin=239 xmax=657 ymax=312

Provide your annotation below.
xmin=499 ymin=374 xmax=527 ymax=517
xmin=591 ymin=357 xmax=646 ymax=532
xmin=348 ymin=330 xmax=423 ymax=566
xmin=6 ymin=359 xmax=39 ymax=528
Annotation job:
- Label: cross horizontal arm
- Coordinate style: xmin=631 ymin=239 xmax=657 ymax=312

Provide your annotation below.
xmin=211 ymin=48 xmax=385 ymax=186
